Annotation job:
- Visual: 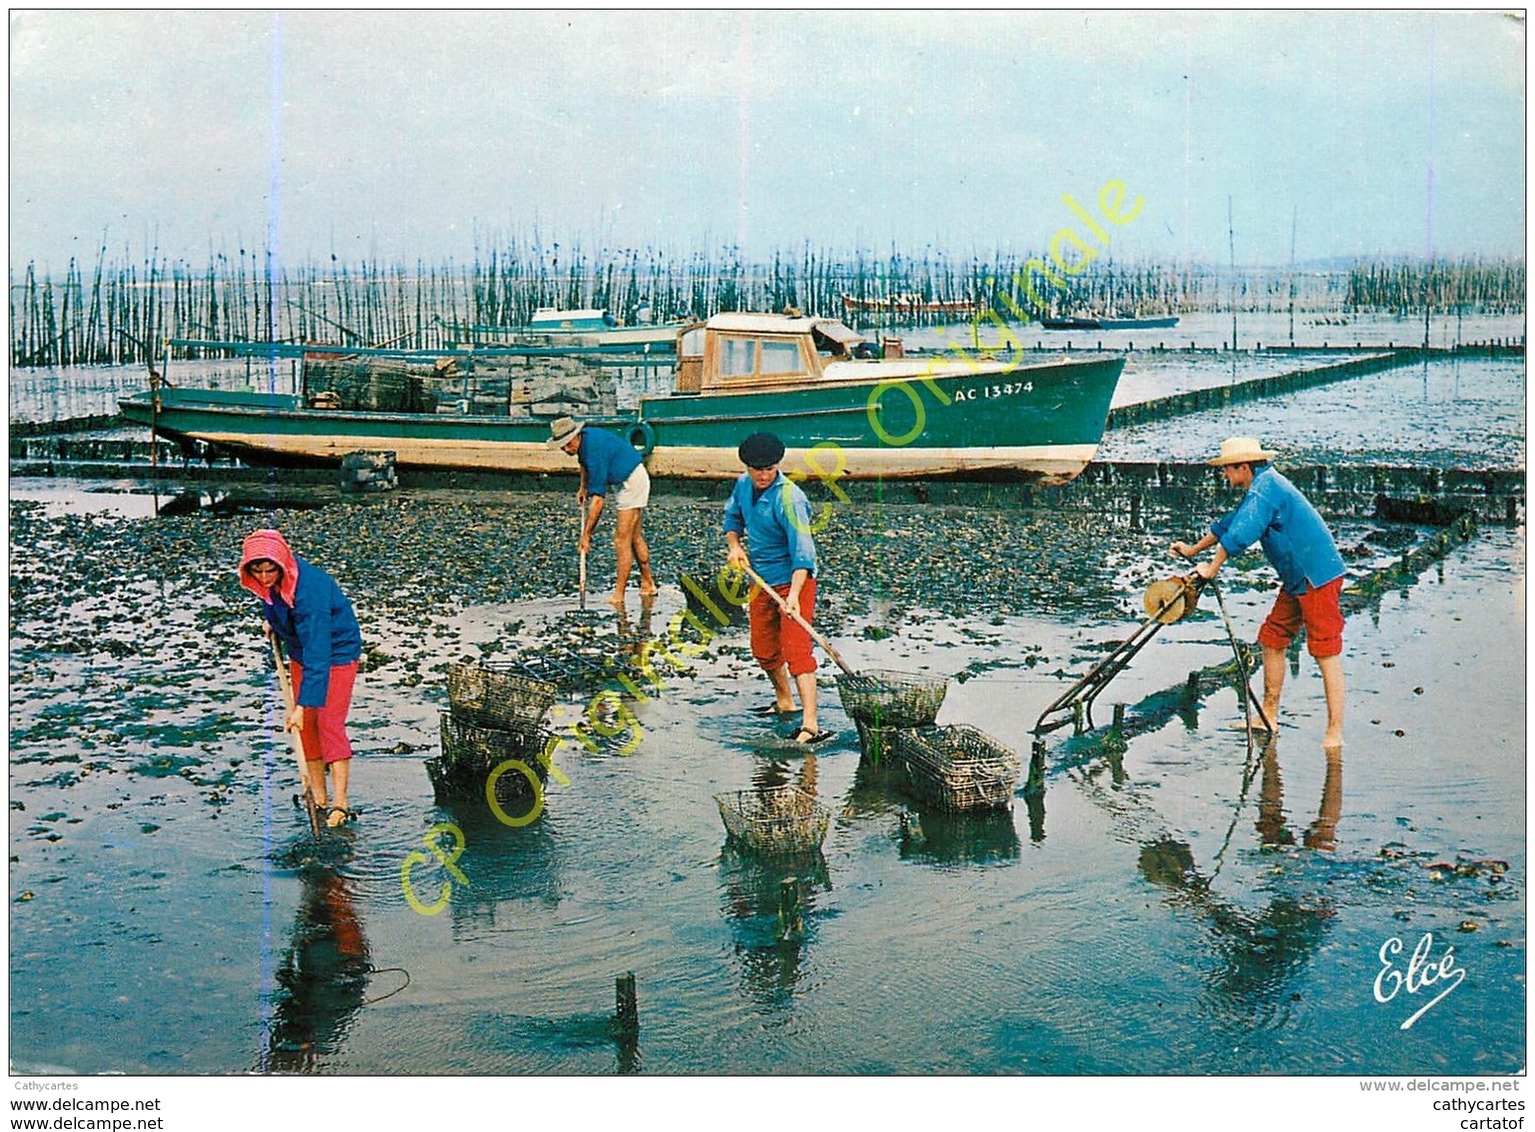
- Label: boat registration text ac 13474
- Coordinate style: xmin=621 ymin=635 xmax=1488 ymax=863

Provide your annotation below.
xmin=951 ymin=380 xmax=1034 ymax=402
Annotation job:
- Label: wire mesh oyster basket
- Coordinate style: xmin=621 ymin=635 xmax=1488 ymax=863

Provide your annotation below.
xmin=853 ymin=717 xmax=902 ymax=765
xmin=714 ymin=786 xmax=831 ymax=856
xmin=430 ymin=712 xmax=553 ymax=805
xmin=892 ymin=724 xmax=1023 ymax=813
xmin=836 ymin=668 xmax=949 ymax=728
xmin=447 ymin=661 xmax=559 ymax=729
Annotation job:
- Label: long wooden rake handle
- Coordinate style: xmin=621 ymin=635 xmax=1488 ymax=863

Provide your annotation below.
xmin=271 ymin=635 xmax=323 ymax=838
xmin=737 ymin=563 xmax=856 ymax=676
xmin=1174 ymin=550 xmax=1274 ymax=741
xmin=578 ymin=497 xmax=589 ymax=610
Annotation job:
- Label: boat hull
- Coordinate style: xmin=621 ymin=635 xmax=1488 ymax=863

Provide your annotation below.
xmin=119 ymin=353 xmax=1123 ymax=483
xmin=450 ymin=322 xmax=686 ymax=352
xmin=1041 ymin=316 xmax=1180 ymax=331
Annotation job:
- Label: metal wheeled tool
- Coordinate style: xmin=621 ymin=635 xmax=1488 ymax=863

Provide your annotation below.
xmin=1033 ymin=565 xmax=1272 ymax=748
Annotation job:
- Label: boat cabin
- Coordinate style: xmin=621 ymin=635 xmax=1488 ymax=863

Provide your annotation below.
xmin=674 ymin=313 xmax=875 ymax=394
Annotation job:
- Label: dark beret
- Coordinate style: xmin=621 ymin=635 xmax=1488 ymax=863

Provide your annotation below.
xmin=738 ymin=432 xmax=786 ymax=469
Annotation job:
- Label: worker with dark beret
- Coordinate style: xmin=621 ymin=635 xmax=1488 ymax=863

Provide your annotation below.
xmin=723 ymin=432 xmax=830 ymax=745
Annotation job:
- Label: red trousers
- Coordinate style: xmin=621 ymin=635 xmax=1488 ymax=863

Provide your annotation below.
xmin=1258 ymin=577 xmax=1345 ymax=659
xmin=291 ymin=660 xmax=358 ymax=763
xmin=749 ymin=578 xmax=818 ymax=677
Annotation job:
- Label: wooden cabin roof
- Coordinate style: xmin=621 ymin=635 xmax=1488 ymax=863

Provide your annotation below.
xmin=705 ymin=312 xmax=865 ymax=347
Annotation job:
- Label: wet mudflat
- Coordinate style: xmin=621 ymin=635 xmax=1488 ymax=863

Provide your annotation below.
xmin=8 ymin=352 xmax=1525 ymax=1076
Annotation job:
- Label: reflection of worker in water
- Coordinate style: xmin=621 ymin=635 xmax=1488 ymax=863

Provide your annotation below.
xmin=1304 ymin=747 xmax=1343 ymax=851
xmin=1257 ymin=740 xmax=1344 ymax=851
xmin=1171 ymin=436 xmax=1347 ymax=753
xmin=1138 ymin=835 xmax=1333 ymax=1011
xmin=265 ymin=871 xmax=371 ymax=1073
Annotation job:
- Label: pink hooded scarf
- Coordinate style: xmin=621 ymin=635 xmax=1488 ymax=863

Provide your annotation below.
xmin=238 ymin=529 xmax=300 ymax=607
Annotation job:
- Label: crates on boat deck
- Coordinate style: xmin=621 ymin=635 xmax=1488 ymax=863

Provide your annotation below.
xmin=715 ymin=785 xmax=830 ymax=857
xmin=836 ymin=668 xmax=948 ymax=729
xmin=426 ymin=712 xmax=553 ymax=806
xmin=447 ymin=661 xmax=558 ymax=730
xmin=891 ymin=724 xmax=1023 ymax=813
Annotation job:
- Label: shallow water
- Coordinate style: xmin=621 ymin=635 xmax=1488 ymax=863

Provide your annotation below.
xmin=8 ymin=495 xmax=1524 ymax=1076
xmin=8 ymin=333 xmax=1526 ymax=1077
xmin=1101 ymin=355 xmax=1526 ymax=470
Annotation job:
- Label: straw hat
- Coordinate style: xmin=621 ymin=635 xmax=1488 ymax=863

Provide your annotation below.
xmin=547 ymin=417 xmax=585 ymax=449
xmin=1143 ymin=575 xmax=1200 ymax=624
xmin=1208 ymin=436 xmax=1277 ymax=466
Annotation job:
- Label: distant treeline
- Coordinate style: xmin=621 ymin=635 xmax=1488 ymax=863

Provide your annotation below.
xmin=8 ymin=243 xmax=1525 ymax=367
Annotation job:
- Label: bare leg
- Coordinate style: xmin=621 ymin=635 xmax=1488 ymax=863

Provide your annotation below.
xmin=325 ymin=759 xmax=351 ymax=826
xmin=1257 ymin=643 xmax=1287 ymax=729
xmin=765 ymin=662 xmax=796 ymax=713
xmin=307 ymin=759 xmax=329 ymax=807
xmin=630 ymin=511 xmax=658 ymax=594
xmin=794 ymin=671 xmax=819 ymax=733
xmin=330 ymin=758 xmax=350 ymax=812
xmin=1316 ymin=653 xmax=1345 ymax=750
xmin=610 ymin=512 xmax=636 ymax=606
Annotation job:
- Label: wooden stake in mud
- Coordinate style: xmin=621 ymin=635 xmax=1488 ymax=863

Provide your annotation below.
xmin=777 ymin=877 xmax=804 ymax=942
xmin=271 ymin=636 xmax=323 ymax=839
xmin=615 ymin=971 xmax=639 ymax=1036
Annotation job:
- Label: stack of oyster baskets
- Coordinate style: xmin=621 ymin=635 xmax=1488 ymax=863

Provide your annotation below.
xmin=427 ymin=661 xmax=559 ymax=808
xmin=837 ymin=669 xmax=1023 ymax=813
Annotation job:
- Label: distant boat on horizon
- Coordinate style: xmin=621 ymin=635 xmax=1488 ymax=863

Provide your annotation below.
xmin=1041 ymin=313 xmax=1181 ymax=331
xmin=842 ymin=293 xmax=979 ymax=318
xmin=447 ymin=307 xmax=689 ymax=351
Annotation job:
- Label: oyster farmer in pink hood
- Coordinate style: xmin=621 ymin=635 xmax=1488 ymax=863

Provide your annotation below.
xmin=239 ymin=530 xmax=364 ymax=827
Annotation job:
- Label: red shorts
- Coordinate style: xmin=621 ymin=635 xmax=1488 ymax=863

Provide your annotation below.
xmin=749 ymin=577 xmax=818 ymax=677
xmin=1258 ymin=577 xmax=1344 ymax=659
xmin=291 ymin=660 xmax=359 ymax=763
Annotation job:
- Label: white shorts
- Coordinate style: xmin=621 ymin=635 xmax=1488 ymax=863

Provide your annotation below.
xmin=612 ymin=463 xmax=651 ymax=511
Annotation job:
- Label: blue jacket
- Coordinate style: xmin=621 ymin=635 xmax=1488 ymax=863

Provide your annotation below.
xmin=1211 ymin=464 xmax=1345 ymax=593
xmin=239 ymin=530 xmax=363 ymax=708
xmin=579 ymin=427 xmax=643 ymax=497
xmin=722 ymin=472 xmax=818 ymax=587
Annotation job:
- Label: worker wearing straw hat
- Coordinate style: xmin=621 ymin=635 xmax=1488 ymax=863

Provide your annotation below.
xmin=1172 ymin=437 xmax=1347 ymax=752
xmin=723 ymin=432 xmax=831 ymax=746
xmin=548 ymin=417 xmax=658 ymax=608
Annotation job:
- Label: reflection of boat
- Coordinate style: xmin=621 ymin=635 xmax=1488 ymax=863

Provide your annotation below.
xmin=1041 ymin=313 xmax=1180 ymax=331
xmin=842 ymin=293 xmax=978 ymax=317
xmin=120 ymin=313 xmax=1124 ymax=483
xmin=450 ymin=308 xmax=690 ymax=352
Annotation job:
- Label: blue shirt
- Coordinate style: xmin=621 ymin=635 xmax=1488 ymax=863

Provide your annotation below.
xmin=262 ymin=555 xmax=364 ymax=707
xmin=1211 ymin=464 xmax=1345 ymax=593
xmin=722 ymin=471 xmax=818 ymax=587
xmin=578 ymin=427 xmax=643 ymax=497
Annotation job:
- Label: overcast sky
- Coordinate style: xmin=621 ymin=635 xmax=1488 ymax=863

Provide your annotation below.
xmin=8 ymin=9 xmax=1526 ymax=273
